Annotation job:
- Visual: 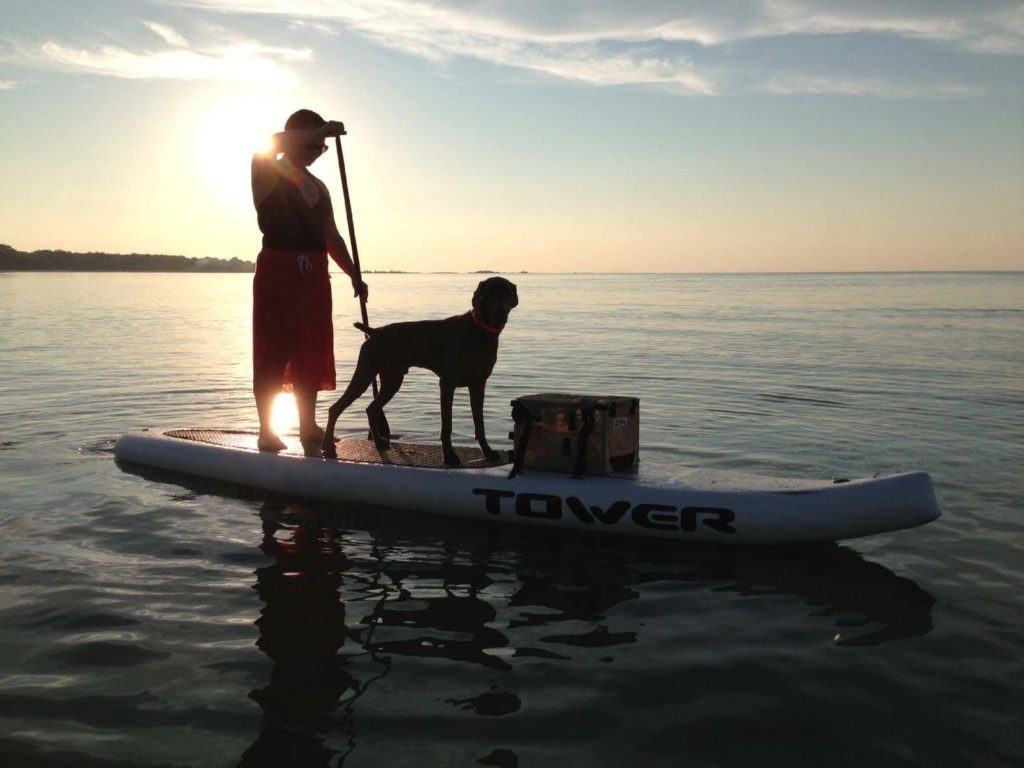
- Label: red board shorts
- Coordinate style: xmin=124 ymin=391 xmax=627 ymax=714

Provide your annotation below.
xmin=253 ymin=247 xmax=336 ymax=393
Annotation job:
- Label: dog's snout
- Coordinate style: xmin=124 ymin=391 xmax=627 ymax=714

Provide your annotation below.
xmin=494 ymin=293 xmax=517 ymax=322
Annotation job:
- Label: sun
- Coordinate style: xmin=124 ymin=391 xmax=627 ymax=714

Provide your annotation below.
xmin=195 ymin=94 xmax=286 ymax=202
xmin=270 ymin=392 xmax=298 ymax=436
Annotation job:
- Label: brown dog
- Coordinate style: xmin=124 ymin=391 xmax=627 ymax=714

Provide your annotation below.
xmin=320 ymin=276 xmax=518 ymax=466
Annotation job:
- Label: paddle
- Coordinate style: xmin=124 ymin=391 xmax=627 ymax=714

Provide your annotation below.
xmin=335 ymin=128 xmax=387 ymax=444
xmin=334 ymin=130 xmax=379 ymax=402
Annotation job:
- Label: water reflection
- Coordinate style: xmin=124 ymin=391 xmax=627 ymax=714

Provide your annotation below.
xmin=117 ymin=463 xmax=936 ymax=765
xmin=238 ymin=503 xmax=933 ymax=764
xmin=240 ymin=504 xmax=393 ymax=767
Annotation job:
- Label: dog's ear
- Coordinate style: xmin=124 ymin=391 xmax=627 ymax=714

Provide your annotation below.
xmin=472 ymin=280 xmax=485 ymax=314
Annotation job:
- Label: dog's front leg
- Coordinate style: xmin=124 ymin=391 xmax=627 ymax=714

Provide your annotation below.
xmin=439 ymin=379 xmax=460 ymax=467
xmin=469 ymin=381 xmax=500 ymax=462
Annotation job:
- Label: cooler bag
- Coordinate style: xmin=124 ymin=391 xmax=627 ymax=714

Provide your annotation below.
xmin=509 ymin=393 xmax=639 ymax=478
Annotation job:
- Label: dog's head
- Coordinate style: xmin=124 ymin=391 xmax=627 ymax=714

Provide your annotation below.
xmin=472 ymin=276 xmax=519 ymax=328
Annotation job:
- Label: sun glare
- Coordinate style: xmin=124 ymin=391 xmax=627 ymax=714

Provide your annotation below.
xmin=195 ymin=95 xmax=286 ymax=202
xmin=270 ymin=392 xmax=298 ymax=436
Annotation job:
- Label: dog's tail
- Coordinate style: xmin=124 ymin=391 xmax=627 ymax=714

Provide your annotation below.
xmin=354 ymin=322 xmax=376 ymax=335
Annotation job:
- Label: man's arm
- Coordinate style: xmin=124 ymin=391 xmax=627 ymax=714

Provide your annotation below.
xmin=321 ymin=188 xmax=369 ymax=301
xmin=251 ymin=121 xmax=345 ymax=208
xmin=270 ymin=121 xmax=344 ymax=156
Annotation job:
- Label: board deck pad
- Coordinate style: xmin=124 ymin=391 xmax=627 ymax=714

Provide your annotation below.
xmin=163 ymin=429 xmax=510 ymax=469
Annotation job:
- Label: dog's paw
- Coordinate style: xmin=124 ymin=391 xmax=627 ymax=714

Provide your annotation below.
xmin=374 ymin=413 xmax=391 ymax=441
xmin=373 ymin=435 xmax=391 ymax=452
xmin=482 ymin=447 xmax=501 ymax=463
xmin=443 ymin=449 xmax=462 ymax=468
xmin=320 ymin=440 xmax=338 ymax=459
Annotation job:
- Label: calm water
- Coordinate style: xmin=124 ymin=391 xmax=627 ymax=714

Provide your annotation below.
xmin=0 ymin=272 xmax=1022 ymax=767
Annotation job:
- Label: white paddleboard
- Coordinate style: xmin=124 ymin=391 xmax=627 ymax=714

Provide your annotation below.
xmin=115 ymin=429 xmax=941 ymax=545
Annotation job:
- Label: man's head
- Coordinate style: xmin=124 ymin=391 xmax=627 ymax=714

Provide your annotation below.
xmin=284 ymin=108 xmax=327 ymax=167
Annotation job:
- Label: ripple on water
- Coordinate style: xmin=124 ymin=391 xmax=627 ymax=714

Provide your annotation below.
xmin=446 ymin=686 xmax=522 ymax=717
xmin=48 ymin=641 xmax=171 ymax=668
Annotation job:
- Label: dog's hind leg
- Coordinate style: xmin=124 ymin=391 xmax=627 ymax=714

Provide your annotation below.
xmin=366 ymin=369 xmax=403 ymax=451
xmin=321 ymin=356 xmax=378 ymax=458
xmin=372 ymin=410 xmax=391 ymax=443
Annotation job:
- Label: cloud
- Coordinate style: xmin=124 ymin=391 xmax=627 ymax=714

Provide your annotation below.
xmin=763 ymin=75 xmax=984 ymax=98
xmin=168 ymin=0 xmax=1024 ymax=50
xmin=16 ymin=2 xmax=1019 ymax=95
xmin=288 ymin=19 xmax=338 ymax=37
xmin=156 ymin=0 xmax=1021 ymax=96
xmin=33 ymin=40 xmax=310 ymax=84
xmin=963 ymin=3 xmax=1024 ymax=53
xmin=0 ymin=80 xmax=14 ymax=90
xmin=167 ymin=0 xmax=717 ymax=92
xmin=142 ymin=21 xmax=189 ymax=47
xmin=509 ymin=50 xmax=711 ymax=91
xmin=753 ymin=1 xmax=969 ymax=42
xmin=340 ymin=18 xmax=715 ymax=92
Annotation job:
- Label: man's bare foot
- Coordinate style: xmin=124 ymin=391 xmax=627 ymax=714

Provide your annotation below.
xmin=300 ymin=425 xmax=325 ymax=445
xmin=298 ymin=425 xmax=324 ymax=457
xmin=257 ymin=431 xmax=287 ymax=452
xmin=297 ymin=426 xmax=323 ymax=457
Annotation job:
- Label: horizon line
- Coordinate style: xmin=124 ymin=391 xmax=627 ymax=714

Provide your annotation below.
xmin=371 ymin=269 xmax=1024 ymax=275
xmin=3 ymin=269 xmax=1021 ymax=275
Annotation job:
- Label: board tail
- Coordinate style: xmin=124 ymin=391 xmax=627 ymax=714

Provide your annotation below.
xmin=354 ymin=322 xmax=375 ymax=335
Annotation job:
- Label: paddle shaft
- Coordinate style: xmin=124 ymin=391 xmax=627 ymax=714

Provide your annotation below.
xmin=334 ymin=133 xmax=379 ymax=399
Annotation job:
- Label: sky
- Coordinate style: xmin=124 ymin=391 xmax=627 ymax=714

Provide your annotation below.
xmin=0 ymin=0 xmax=1022 ymax=272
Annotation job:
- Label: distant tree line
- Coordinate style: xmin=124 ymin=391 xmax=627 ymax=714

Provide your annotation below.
xmin=0 ymin=244 xmax=529 ymax=274
xmin=0 ymin=244 xmax=254 ymax=272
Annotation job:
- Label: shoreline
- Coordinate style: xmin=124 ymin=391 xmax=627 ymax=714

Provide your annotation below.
xmin=1 ymin=248 xmax=1019 ymax=275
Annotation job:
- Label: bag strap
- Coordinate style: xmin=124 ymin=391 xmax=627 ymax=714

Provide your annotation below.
xmin=508 ymin=401 xmax=533 ymax=479
xmin=572 ymin=408 xmax=596 ymax=478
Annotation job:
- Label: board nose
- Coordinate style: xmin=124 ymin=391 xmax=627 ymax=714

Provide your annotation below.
xmin=901 ymin=471 xmax=942 ymax=526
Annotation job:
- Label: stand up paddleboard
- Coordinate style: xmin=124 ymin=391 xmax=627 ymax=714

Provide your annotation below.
xmin=114 ymin=429 xmax=941 ymax=545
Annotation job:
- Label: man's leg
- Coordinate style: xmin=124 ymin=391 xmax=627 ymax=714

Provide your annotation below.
xmin=255 ymin=377 xmax=287 ymax=452
xmin=296 ymin=388 xmax=323 ymax=445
